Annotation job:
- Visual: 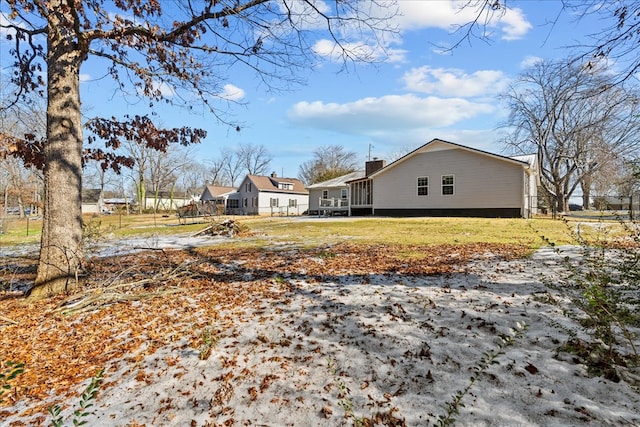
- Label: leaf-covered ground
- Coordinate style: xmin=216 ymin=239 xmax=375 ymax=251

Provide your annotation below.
xmin=1 ymin=241 xmax=639 ymax=426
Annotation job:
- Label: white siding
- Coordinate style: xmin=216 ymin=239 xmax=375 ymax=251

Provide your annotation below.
xmin=308 ymin=188 xmax=322 ymax=212
xmin=236 ymin=177 xmax=259 ymax=214
xmin=233 ymin=176 xmax=309 ymax=215
xmin=373 ymin=148 xmax=524 ymax=210
xmin=257 ymin=192 xmax=307 ymax=215
xmin=81 ymin=203 xmax=101 ymax=214
xmin=308 ymin=188 xmax=346 ymax=211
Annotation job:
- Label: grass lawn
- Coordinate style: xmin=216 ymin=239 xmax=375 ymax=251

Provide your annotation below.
xmin=0 ymin=213 xmax=612 ymax=252
xmin=249 ymin=216 xmax=579 ymax=248
xmin=0 ymin=212 xmax=200 ymax=246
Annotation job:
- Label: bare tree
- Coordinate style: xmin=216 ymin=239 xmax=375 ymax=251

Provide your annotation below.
xmin=298 ymin=145 xmax=359 ymax=185
xmin=2 ymin=0 xmax=397 ymax=298
xmin=0 ymin=89 xmax=45 ymax=217
xmin=147 ymin=149 xmax=182 ymax=213
xmin=457 ymin=1 xmax=640 ymax=86
xmin=564 ymin=1 xmax=640 ymax=84
xmin=0 ymin=155 xmax=39 ymax=217
xmin=615 ymin=159 xmax=640 ymax=206
xmin=220 ymin=148 xmax=244 ymax=188
xmin=207 ymin=157 xmax=230 ymax=187
xmin=114 ymin=133 xmax=194 ymax=213
xmin=384 ymin=144 xmax=417 ymax=164
xmin=83 ymin=160 xmax=115 ymax=197
xmin=501 ymin=59 xmax=640 ymax=213
xmin=237 ymin=143 xmax=272 ymax=176
xmin=178 ymin=159 xmax=210 ymax=195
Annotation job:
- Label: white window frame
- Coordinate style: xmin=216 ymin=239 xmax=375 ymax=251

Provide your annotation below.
xmin=322 ymin=190 xmax=328 ymax=199
xmin=417 ymin=176 xmax=429 ymax=196
xmin=441 ymin=174 xmax=454 ymax=195
xmin=341 ymin=189 xmax=347 ymax=199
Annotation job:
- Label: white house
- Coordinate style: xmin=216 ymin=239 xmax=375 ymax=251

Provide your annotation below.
xmin=200 ymin=185 xmax=237 ymax=215
xmin=142 ymin=190 xmax=199 ymax=211
xmin=81 ymin=189 xmax=105 ymax=214
xmin=229 ymin=173 xmax=308 ymax=216
xmin=347 ymin=139 xmax=538 ymax=218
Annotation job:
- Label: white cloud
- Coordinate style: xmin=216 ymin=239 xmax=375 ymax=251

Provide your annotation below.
xmin=274 ymin=0 xmax=329 ymax=31
xmin=295 ymin=1 xmax=532 ymax=66
xmin=79 ymin=74 xmax=92 ymax=82
xmin=394 ymin=0 xmax=531 ymax=41
xmin=152 ymin=80 xmax=176 ymax=97
xmin=295 ymin=1 xmax=406 ymax=63
xmin=402 ymin=66 xmax=508 ymax=97
xmin=520 ymin=55 xmax=543 ymax=68
xmin=0 ymin=12 xmax=25 ymax=37
xmin=313 ymin=39 xmax=396 ymax=63
xmin=498 ymin=7 xmax=532 ymax=40
xmin=0 ymin=13 xmax=14 ymax=36
xmin=313 ymin=38 xmax=408 ymax=64
xmin=287 ymin=94 xmax=494 ymax=135
xmin=218 ymin=84 xmax=245 ymax=101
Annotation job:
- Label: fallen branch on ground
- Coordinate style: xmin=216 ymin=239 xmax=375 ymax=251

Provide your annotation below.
xmin=55 ymin=263 xmax=195 ymax=315
xmin=192 ymin=219 xmax=241 ymax=237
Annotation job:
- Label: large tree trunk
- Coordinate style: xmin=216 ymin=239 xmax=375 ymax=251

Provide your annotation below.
xmin=551 ymin=183 xmax=568 ymax=214
xmin=29 ymin=4 xmax=85 ymax=300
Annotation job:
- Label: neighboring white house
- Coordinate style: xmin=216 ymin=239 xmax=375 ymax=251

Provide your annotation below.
xmin=347 ymin=138 xmax=538 ymax=218
xmin=229 ymin=173 xmax=308 ymax=215
xmin=81 ymin=189 xmax=105 ymax=214
xmin=142 ymin=190 xmax=199 ymax=211
xmin=200 ymin=185 xmax=237 ymax=215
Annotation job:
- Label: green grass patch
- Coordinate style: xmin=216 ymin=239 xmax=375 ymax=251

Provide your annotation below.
xmin=0 ymin=213 xmax=210 ymax=246
xmin=0 ymin=214 xmax=604 ymax=252
xmin=248 ymin=217 xmax=577 ymax=249
xmin=0 ymin=217 xmax=42 ymax=245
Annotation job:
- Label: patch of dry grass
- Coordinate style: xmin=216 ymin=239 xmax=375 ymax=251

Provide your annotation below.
xmin=247 ymin=216 xmax=578 ymax=249
xmin=1 ymin=213 xmax=621 ymax=252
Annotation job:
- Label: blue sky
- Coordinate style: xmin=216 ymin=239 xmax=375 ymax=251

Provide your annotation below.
xmin=2 ymin=1 xmax=609 ymax=180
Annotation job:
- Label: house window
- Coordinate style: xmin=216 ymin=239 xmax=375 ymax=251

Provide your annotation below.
xmin=442 ymin=175 xmax=454 ymax=195
xmin=322 ymin=190 xmax=328 ymax=199
xmin=341 ymin=189 xmax=347 ymax=199
xmin=278 ymin=183 xmax=293 ymax=190
xmin=417 ymin=176 xmax=429 ymax=196
xmin=243 ymin=198 xmax=248 ymax=207
xmin=227 ymin=199 xmax=239 ymax=209
xmin=289 ymin=199 xmax=297 ymax=207
xmin=270 ymin=198 xmax=279 ymax=207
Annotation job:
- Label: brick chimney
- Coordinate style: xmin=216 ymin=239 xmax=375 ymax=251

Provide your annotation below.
xmin=270 ymin=172 xmax=277 ymax=178
xmin=365 ymin=158 xmax=386 ymax=176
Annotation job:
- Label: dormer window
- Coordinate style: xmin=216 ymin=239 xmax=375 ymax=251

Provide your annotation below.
xmin=277 ymin=182 xmax=293 ymax=190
